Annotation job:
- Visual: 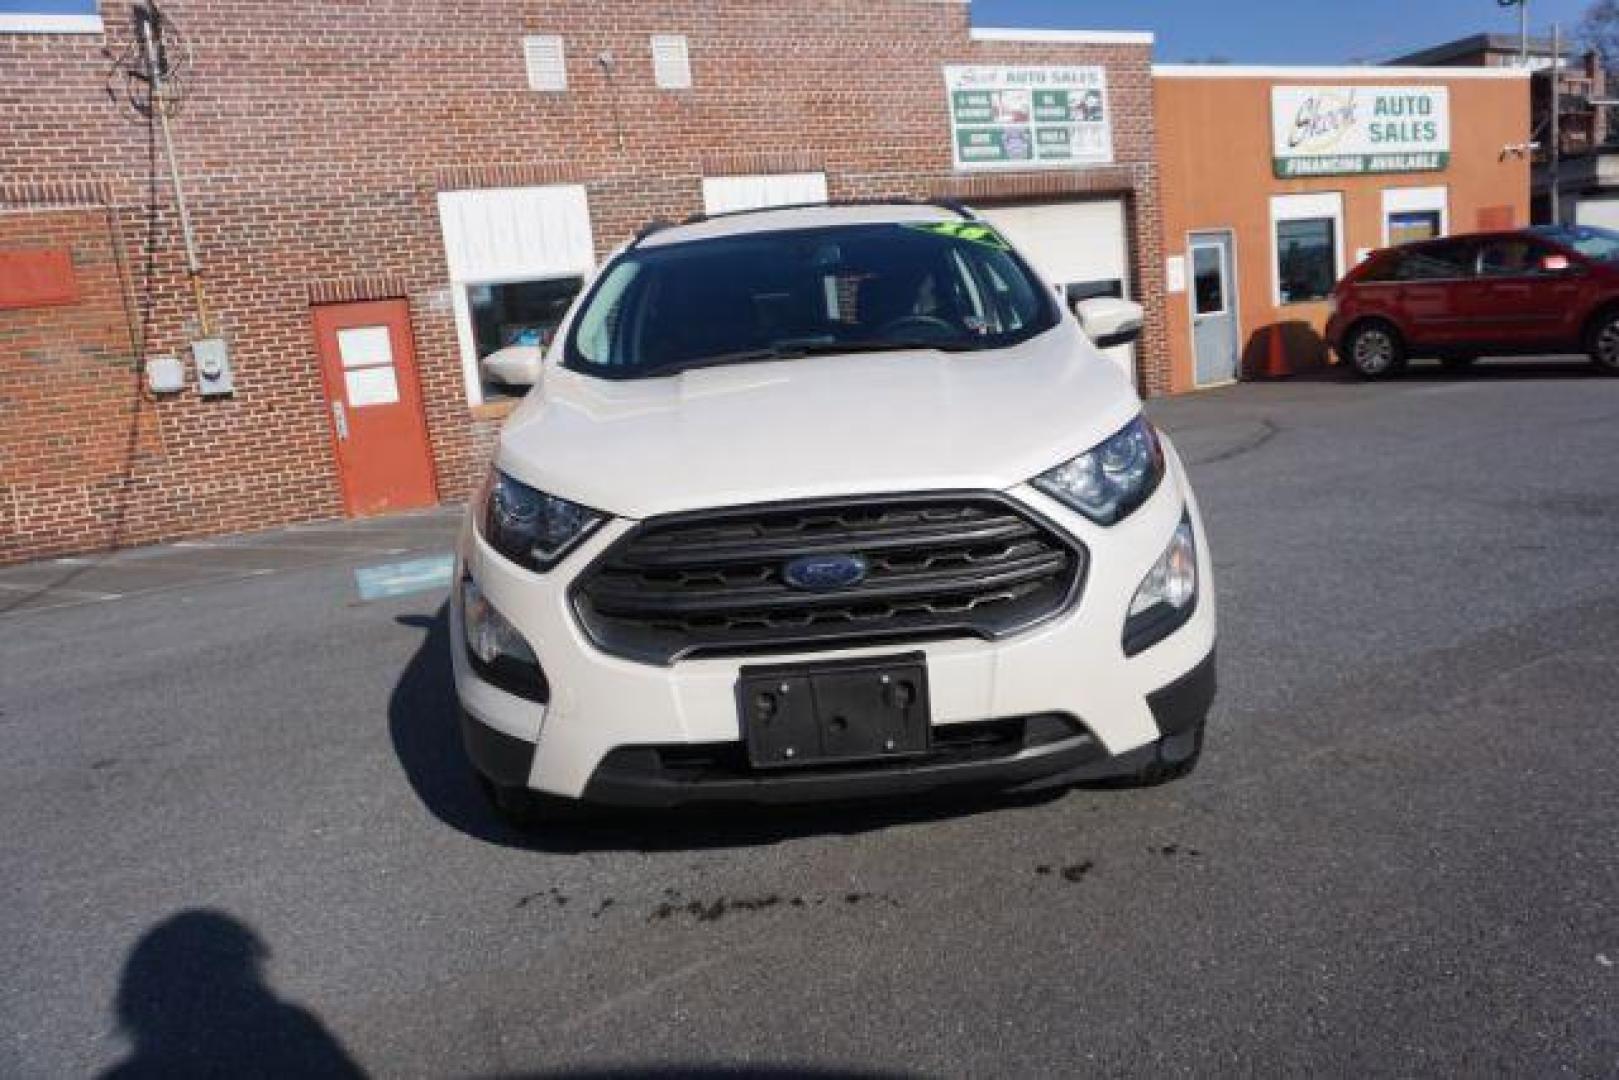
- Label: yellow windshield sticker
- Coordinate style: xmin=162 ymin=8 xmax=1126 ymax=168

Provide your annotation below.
xmin=903 ymin=221 xmax=1010 ymax=250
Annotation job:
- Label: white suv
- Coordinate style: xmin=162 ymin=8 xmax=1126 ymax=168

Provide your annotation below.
xmin=452 ymin=202 xmax=1216 ymax=823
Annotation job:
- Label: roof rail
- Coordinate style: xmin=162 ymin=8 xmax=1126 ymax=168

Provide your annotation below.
xmin=629 ymin=218 xmax=677 ymax=248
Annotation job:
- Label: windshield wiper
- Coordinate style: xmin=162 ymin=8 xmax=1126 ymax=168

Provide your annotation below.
xmin=636 ymin=339 xmax=986 ymax=379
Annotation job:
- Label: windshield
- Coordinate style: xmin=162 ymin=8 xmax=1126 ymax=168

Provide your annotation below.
xmin=564 ymin=221 xmax=1060 ymax=378
xmin=1532 ymin=224 xmax=1619 ymax=262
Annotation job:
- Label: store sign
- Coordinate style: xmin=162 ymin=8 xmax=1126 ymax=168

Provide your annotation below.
xmin=945 ymin=66 xmax=1112 ymax=171
xmin=1271 ymin=86 xmax=1450 ymax=178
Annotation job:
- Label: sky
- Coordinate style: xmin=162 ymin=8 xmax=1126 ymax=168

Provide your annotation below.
xmin=0 ymin=0 xmax=1595 ymax=61
xmin=0 ymin=1 xmax=98 ymax=12
xmin=973 ymin=0 xmax=1594 ymax=64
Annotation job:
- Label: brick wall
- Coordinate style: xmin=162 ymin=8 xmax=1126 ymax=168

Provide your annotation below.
xmin=1 ymin=1 xmax=1164 ymax=563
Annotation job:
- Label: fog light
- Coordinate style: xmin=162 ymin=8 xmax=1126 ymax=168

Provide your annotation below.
xmin=461 ymin=576 xmax=549 ymax=702
xmin=1123 ymin=519 xmax=1198 ymax=656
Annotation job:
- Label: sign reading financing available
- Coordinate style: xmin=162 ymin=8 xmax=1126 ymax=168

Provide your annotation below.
xmin=945 ymin=66 xmax=1112 ymax=170
xmin=1271 ymin=86 xmax=1450 ymax=178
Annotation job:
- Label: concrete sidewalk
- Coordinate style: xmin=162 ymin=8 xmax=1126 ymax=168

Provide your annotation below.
xmin=0 ymin=507 xmax=462 ymax=618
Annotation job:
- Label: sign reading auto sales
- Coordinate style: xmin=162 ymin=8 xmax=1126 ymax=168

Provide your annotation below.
xmin=945 ymin=66 xmax=1113 ymax=171
xmin=1271 ymin=86 xmax=1451 ymax=178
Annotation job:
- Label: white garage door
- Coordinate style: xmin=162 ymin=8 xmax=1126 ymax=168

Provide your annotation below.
xmin=980 ymin=199 xmax=1134 ymax=383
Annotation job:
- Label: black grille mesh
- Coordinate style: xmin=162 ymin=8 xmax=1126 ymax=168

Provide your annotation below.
xmin=571 ymin=494 xmax=1085 ymax=664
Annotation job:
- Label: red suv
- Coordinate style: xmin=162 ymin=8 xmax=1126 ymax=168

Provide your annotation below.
xmin=1326 ymin=225 xmax=1619 ymax=378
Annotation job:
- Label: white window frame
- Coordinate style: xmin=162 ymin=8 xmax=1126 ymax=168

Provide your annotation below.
xmin=1381 ymin=185 xmax=1449 ymax=247
xmin=437 ymin=185 xmax=595 ymax=406
xmin=522 ymin=35 xmax=567 ymax=92
xmin=700 ymin=172 xmax=828 ymax=215
xmin=0 ymin=3 xmax=102 ymax=34
xmin=1270 ymin=191 xmax=1345 ymax=307
xmin=651 ymin=34 xmax=692 ymax=90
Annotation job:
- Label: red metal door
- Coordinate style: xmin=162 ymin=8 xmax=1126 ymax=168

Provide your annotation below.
xmin=312 ymin=300 xmax=438 ymax=517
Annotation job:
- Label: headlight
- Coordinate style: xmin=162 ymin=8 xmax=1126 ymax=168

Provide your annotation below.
xmin=1123 ymin=518 xmax=1198 ymax=657
xmin=460 ymin=575 xmax=549 ymax=702
xmin=1032 ymin=416 xmax=1165 ymax=525
xmin=478 ymin=469 xmax=605 ymax=572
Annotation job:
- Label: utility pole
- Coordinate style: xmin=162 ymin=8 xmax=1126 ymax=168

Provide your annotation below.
xmin=1551 ymin=22 xmax=1563 ymax=223
xmin=136 ymin=2 xmax=212 ymax=337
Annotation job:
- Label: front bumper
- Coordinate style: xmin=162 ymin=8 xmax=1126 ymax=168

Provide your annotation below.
xmin=451 ymin=438 xmax=1217 ymax=804
xmin=461 ymin=648 xmax=1215 ymax=806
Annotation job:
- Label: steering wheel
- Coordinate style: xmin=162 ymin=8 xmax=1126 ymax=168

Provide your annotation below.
xmin=874 ymin=314 xmax=959 ymax=341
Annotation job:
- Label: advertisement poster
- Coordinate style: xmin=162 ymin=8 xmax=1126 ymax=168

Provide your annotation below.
xmin=945 ymin=66 xmax=1113 ymax=171
xmin=1271 ymin=86 xmax=1451 ymax=178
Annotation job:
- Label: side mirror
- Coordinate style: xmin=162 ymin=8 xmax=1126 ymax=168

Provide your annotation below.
xmin=479 ymin=344 xmax=543 ymax=388
xmin=1075 ymin=297 xmax=1144 ymax=349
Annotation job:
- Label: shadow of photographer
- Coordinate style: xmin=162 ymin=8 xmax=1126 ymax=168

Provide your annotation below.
xmin=102 ymin=910 xmax=363 ymax=1079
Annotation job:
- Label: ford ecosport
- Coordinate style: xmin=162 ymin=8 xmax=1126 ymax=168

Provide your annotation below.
xmin=452 ymin=202 xmax=1217 ymax=823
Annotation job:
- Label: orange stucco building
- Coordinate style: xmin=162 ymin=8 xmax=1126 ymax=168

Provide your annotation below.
xmin=1154 ymin=65 xmax=1532 ymax=391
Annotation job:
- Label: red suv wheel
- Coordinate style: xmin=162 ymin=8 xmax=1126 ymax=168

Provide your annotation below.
xmin=1344 ymin=322 xmax=1405 ymax=379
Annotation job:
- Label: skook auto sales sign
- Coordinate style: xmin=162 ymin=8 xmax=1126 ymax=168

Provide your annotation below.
xmin=1271 ymin=86 xmax=1450 ymax=178
xmin=945 ymin=66 xmax=1113 ymax=170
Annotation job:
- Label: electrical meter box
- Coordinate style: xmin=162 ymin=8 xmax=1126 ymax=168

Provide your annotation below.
xmin=146 ymin=355 xmax=185 ymax=395
xmin=192 ymin=337 xmax=234 ymax=397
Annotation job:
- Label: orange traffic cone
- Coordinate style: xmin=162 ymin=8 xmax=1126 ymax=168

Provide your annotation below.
xmin=1263 ymin=324 xmax=1290 ymax=380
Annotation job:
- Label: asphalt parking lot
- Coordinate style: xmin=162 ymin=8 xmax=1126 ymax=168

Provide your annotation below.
xmin=4 ymin=361 xmax=1617 ymax=1077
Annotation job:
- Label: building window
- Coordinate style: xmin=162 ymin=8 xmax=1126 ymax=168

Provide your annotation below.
xmin=1276 ymin=219 xmax=1337 ymax=304
xmin=1383 ymin=186 xmax=1449 ymax=248
xmin=652 ymin=34 xmax=691 ymax=89
xmin=1191 ymin=244 xmax=1226 ymax=316
xmin=1388 ymin=211 xmax=1442 ymax=247
xmin=436 ymin=184 xmax=595 ymax=406
xmin=1271 ymin=192 xmax=1343 ymax=306
xmin=465 ymin=278 xmax=583 ymax=399
xmin=522 ymin=35 xmax=566 ymax=91
xmin=0 ymin=1 xmax=101 ymax=34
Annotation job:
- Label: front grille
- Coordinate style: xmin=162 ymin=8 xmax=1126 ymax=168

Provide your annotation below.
xmin=571 ymin=493 xmax=1086 ymax=665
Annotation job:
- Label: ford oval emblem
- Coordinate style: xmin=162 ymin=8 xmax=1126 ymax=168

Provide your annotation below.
xmin=781 ymin=553 xmax=869 ymax=592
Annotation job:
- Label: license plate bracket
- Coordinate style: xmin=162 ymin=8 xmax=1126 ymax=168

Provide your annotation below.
xmin=737 ymin=653 xmax=931 ymax=770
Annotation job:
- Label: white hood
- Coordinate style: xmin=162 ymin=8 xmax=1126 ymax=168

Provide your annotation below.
xmin=495 ymin=322 xmax=1141 ymax=521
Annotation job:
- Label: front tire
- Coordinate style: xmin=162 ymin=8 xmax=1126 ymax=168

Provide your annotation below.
xmin=1587 ymin=310 xmax=1619 ymax=375
xmin=1344 ymin=321 xmax=1406 ymax=379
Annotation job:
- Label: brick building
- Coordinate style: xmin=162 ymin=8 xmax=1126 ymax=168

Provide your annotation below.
xmin=0 ymin=1 xmax=1166 ymax=563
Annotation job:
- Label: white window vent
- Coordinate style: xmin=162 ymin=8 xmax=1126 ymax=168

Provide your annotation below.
xmin=651 ymin=34 xmax=691 ymax=90
xmin=523 ymin=35 xmax=567 ymax=91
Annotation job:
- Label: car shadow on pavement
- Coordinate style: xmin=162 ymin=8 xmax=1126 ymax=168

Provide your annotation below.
xmin=389 ymin=608 xmax=1067 ymax=854
xmin=100 ymin=909 xmax=363 ymax=1079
